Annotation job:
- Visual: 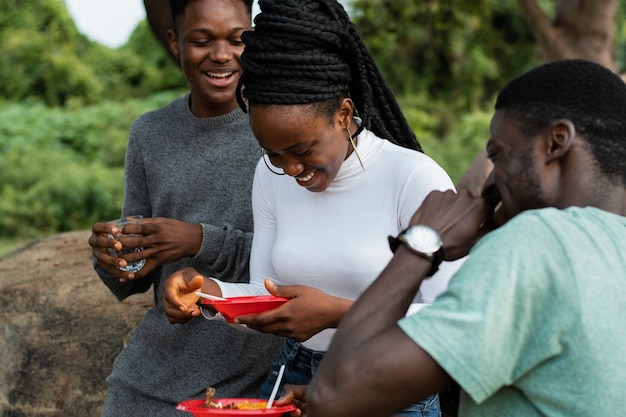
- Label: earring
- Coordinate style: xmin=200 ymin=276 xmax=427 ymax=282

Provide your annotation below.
xmin=346 ymin=126 xmax=365 ymax=171
xmin=261 ymin=149 xmax=286 ymax=176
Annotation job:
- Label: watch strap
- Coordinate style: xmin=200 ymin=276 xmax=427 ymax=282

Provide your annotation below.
xmin=387 ymin=232 xmax=444 ymax=277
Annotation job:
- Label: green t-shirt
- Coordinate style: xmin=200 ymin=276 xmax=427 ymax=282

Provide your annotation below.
xmin=399 ymin=207 xmax=626 ymax=417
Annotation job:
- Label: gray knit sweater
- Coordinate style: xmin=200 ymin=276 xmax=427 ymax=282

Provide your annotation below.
xmin=96 ymin=95 xmax=283 ymax=417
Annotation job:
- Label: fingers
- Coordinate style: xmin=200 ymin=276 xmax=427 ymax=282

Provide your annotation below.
xmin=163 ymin=268 xmax=205 ymax=323
xmin=89 ymin=231 xmax=122 ymax=253
xmin=165 ymin=304 xmax=200 ymax=324
xmin=409 ymin=189 xmax=492 ymax=260
xmin=277 ymin=384 xmax=307 ymax=416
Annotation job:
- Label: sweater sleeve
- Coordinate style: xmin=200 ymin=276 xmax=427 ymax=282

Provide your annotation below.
xmin=93 ymin=259 xmax=154 ymax=301
xmin=213 ymin=161 xmax=272 ymax=296
xmin=193 ymin=222 xmax=254 ymax=284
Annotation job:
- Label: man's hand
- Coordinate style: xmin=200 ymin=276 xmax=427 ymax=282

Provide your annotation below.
xmin=276 ymin=384 xmax=308 ymax=417
xmin=88 ymin=221 xmax=137 ymax=281
xmin=88 ymin=218 xmax=203 ymax=281
xmin=409 ymin=189 xmax=494 ymax=261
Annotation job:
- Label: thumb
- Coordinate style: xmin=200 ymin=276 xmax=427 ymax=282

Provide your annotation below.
xmin=264 ymin=279 xmax=283 ymax=296
xmin=188 ymin=274 xmax=205 ymax=291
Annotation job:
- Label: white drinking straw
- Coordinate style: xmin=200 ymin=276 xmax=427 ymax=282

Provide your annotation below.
xmin=266 ymin=364 xmax=286 ymax=409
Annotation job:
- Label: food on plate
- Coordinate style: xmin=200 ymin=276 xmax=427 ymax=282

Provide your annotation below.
xmin=201 ymin=387 xmax=269 ymax=410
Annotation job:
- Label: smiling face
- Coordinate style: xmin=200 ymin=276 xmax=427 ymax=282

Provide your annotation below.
xmin=250 ymin=102 xmax=354 ymax=192
xmin=168 ymin=0 xmax=251 ymax=117
xmin=483 ymin=111 xmax=549 ymax=226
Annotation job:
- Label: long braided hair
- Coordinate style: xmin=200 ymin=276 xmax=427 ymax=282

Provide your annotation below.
xmin=236 ymin=0 xmax=421 ymax=152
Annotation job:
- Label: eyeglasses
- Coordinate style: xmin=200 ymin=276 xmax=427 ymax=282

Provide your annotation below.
xmin=261 ymin=149 xmax=286 ymax=176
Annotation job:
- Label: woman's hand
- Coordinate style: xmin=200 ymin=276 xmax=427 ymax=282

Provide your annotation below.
xmin=162 ymin=267 xmax=206 ymax=324
xmin=235 ymin=280 xmax=352 ymax=341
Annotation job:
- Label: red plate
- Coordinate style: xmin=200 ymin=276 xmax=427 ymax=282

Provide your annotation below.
xmin=177 ymin=398 xmax=297 ymax=416
xmin=200 ymin=295 xmax=288 ymax=323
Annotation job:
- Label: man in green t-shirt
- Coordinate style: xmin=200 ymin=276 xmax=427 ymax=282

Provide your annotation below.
xmin=301 ymin=59 xmax=626 ymax=417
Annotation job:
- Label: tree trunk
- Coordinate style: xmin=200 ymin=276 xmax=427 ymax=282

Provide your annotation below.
xmin=516 ymin=0 xmax=618 ymax=71
xmin=458 ymin=0 xmax=621 ymax=196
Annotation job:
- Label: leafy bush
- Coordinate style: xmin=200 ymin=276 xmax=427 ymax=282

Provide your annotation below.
xmin=0 ymin=91 xmax=183 ymax=240
xmin=353 ymin=0 xmax=542 ymax=110
xmin=0 ymin=0 xmax=185 ymax=106
xmin=398 ymin=94 xmax=492 ymax=183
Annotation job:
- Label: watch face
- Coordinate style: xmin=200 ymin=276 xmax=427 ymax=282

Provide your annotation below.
xmin=404 ymin=225 xmax=442 ymax=254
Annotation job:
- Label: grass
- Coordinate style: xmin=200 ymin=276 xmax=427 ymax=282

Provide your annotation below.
xmin=0 ymin=236 xmax=39 ymax=258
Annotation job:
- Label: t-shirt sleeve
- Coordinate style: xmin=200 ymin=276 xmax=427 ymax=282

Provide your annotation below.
xmin=398 ymin=212 xmax=572 ymax=404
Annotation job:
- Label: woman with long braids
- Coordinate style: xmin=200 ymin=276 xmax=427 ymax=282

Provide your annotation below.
xmin=164 ymin=1 xmax=462 ymax=415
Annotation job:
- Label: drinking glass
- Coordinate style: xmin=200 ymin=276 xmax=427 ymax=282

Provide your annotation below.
xmin=108 ymin=215 xmax=146 ymax=272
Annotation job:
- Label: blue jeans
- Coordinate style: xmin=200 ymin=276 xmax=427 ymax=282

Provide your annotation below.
xmin=260 ymin=339 xmax=441 ymax=417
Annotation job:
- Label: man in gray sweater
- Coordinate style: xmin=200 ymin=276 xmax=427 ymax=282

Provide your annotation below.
xmin=88 ymin=0 xmax=283 ymax=415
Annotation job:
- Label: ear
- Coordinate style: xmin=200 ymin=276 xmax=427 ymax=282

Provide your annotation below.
xmin=167 ymin=29 xmax=181 ymax=62
xmin=336 ymin=98 xmax=355 ymax=129
xmin=545 ymin=119 xmax=576 ymax=163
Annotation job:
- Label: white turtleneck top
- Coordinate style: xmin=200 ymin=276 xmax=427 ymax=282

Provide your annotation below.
xmin=216 ymin=127 xmax=463 ymax=351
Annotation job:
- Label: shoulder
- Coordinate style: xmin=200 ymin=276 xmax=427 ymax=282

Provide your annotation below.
xmin=472 ymin=209 xmax=561 ymax=257
xmin=378 ymin=139 xmax=454 ymax=190
xmin=133 ymin=95 xmax=188 ymax=125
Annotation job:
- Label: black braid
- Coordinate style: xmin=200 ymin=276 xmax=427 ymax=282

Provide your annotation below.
xmin=236 ymin=0 xmax=421 ymax=151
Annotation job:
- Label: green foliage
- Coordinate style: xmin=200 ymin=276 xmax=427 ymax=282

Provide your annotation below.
xmin=615 ymin=1 xmax=626 ymax=72
xmin=0 ymin=0 xmax=185 ymax=107
xmin=397 ymin=94 xmax=492 ymax=183
xmin=0 ymin=91 xmax=183 ymax=241
xmin=352 ymin=0 xmax=542 ymax=110
xmin=0 ymin=0 xmax=103 ymax=106
xmin=90 ymin=21 xmax=186 ymax=101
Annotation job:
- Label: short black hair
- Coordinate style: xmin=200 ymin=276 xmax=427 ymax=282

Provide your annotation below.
xmin=168 ymin=0 xmax=253 ymax=34
xmin=236 ymin=0 xmax=421 ymax=152
xmin=496 ymin=59 xmax=626 ymax=185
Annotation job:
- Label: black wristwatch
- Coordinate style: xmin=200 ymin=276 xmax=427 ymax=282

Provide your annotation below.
xmin=388 ymin=224 xmax=444 ymax=277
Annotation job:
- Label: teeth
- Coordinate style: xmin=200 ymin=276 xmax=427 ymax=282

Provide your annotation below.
xmin=493 ymin=200 xmax=503 ymax=213
xmin=206 ymin=72 xmax=233 ymax=78
xmin=296 ymin=171 xmax=315 ymax=182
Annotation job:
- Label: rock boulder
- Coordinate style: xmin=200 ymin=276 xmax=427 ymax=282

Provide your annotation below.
xmin=0 ymin=231 xmax=153 ymax=417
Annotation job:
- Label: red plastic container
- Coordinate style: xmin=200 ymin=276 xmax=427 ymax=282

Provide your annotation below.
xmin=177 ymin=398 xmax=296 ymax=416
xmin=200 ymin=295 xmax=288 ymax=323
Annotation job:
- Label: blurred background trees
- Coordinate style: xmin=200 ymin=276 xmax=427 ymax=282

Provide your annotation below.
xmin=1 ymin=0 xmax=625 ymax=255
